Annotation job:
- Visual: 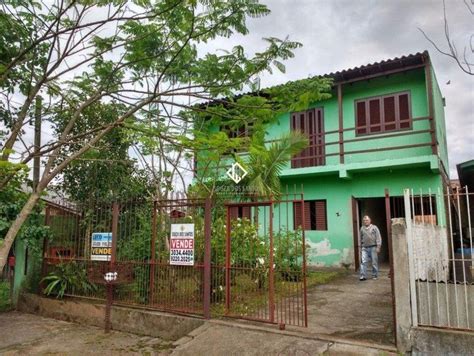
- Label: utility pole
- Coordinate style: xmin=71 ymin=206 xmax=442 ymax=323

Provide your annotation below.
xmin=33 ymin=96 xmax=42 ymax=191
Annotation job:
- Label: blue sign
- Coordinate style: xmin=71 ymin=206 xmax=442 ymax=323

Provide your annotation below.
xmin=91 ymin=232 xmax=112 ymax=261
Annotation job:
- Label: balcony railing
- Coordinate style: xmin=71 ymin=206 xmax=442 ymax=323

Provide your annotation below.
xmin=289 ymin=116 xmax=436 ymax=168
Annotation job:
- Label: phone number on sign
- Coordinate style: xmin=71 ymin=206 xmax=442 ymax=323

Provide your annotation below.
xmin=170 ymin=250 xmax=193 ymax=256
xmin=170 ymin=255 xmax=194 ymax=263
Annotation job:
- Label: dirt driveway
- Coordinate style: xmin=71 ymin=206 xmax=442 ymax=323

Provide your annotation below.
xmin=302 ymin=268 xmax=395 ymax=345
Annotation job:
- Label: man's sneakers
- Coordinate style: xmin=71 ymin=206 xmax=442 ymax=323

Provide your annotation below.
xmin=372 ymin=276 xmax=378 ymax=280
xmin=359 ymin=276 xmax=366 ymax=281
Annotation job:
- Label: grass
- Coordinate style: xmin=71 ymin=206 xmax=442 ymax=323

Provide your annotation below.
xmin=306 ymin=269 xmax=348 ymax=288
xmin=210 ymin=269 xmax=347 ymax=318
xmin=0 ymin=281 xmax=12 ymax=312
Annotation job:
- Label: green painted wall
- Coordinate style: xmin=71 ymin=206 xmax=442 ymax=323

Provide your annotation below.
xmin=431 ymin=67 xmax=449 ymax=176
xmin=12 ymin=237 xmax=42 ymax=305
xmin=266 ymin=68 xmax=434 ymax=171
xmin=197 ymin=66 xmax=449 ymax=267
xmin=280 ymin=167 xmax=445 ymax=267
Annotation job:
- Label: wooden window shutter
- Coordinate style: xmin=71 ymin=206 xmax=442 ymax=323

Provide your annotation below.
xmin=293 ymin=202 xmax=302 ymax=229
xmin=369 ymin=99 xmax=381 ymax=133
xmin=304 ymin=201 xmax=311 ymax=230
xmin=294 ymin=201 xmax=311 ymax=230
xmin=383 ymin=96 xmax=396 ymax=131
xmin=229 ymin=207 xmax=239 ymax=220
xmin=398 ymin=93 xmax=410 ymax=129
xmin=356 ymin=101 xmax=367 ymax=134
xmin=242 ymin=206 xmax=251 ymax=219
xmin=315 ymin=200 xmax=327 ymax=231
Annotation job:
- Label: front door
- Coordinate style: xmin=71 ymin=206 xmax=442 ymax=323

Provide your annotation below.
xmin=351 ymin=196 xmax=360 ymax=271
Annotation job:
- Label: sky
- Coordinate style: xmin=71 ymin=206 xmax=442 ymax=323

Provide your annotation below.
xmin=199 ymin=0 xmax=473 ymax=178
xmin=7 ymin=0 xmax=473 ymax=184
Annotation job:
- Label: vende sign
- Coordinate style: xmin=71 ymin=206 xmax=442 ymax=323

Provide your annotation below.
xmin=91 ymin=232 xmax=112 ymax=261
xmin=170 ymin=224 xmax=194 ymax=266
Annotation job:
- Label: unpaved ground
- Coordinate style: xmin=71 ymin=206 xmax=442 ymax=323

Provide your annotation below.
xmin=302 ymin=268 xmax=394 ymax=345
xmin=0 ymin=311 xmax=174 ymax=355
xmin=0 ymin=311 xmax=395 ymax=355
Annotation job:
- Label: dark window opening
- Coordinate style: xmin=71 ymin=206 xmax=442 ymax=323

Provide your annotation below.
xmin=294 ymin=200 xmax=327 ymax=231
xmin=222 ymin=122 xmax=254 ymax=139
xmin=355 ymin=91 xmax=412 ymax=135
xmin=390 ymin=196 xmax=437 ymax=225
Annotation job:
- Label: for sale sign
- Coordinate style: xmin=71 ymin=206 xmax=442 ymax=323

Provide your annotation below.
xmin=170 ymin=224 xmax=195 ymax=266
xmin=91 ymin=232 xmax=112 ymax=261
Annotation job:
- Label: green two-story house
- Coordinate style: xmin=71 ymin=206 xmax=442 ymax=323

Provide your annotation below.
xmin=200 ymin=51 xmax=449 ymax=268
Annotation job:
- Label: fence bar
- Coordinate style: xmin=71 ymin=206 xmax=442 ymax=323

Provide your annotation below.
xmin=385 ymin=188 xmax=397 ymax=340
xmin=404 ymin=188 xmax=418 ymax=327
xmin=149 ymin=200 xmax=157 ymax=305
xmin=269 ymin=202 xmax=275 ymax=323
xmin=203 ymin=198 xmax=212 ymax=319
xmin=447 ymin=186 xmax=460 ymax=327
xmin=301 ymin=184 xmax=308 ymax=328
xmin=225 ymin=205 xmax=231 ymax=315
xmin=456 ymin=189 xmax=470 ymax=328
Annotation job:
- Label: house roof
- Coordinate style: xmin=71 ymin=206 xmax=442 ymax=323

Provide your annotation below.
xmin=327 ymin=51 xmax=429 ymax=84
xmin=201 ymin=51 xmax=430 ymax=107
xmin=457 ymin=159 xmax=474 ymax=190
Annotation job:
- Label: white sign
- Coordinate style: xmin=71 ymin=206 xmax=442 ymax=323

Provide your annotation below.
xmin=226 ymin=162 xmax=248 ymax=183
xmin=170 ymin=224 xmax=195 ymax=266
xmin=91 ymin=232 xmax=112 ymax=261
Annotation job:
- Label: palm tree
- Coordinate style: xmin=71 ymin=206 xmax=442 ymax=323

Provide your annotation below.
xmin=245 ymin=129 xmax=308 ymax=198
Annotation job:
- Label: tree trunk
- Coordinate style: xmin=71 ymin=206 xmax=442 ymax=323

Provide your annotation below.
xmin=0 ymin=192 xmax=41 ymax=271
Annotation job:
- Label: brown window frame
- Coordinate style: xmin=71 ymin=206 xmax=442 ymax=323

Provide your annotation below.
xmin=293 ymin=200 xmax=327 ymax=231
xmin=290 ymin=108 xmax=325 ymax=168
xmin=354 ymin=91 xmax=412 ymax=136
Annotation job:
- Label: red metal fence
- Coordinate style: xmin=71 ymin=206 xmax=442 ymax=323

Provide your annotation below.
xmin=41 ymin=193 xmax=307 ymax=327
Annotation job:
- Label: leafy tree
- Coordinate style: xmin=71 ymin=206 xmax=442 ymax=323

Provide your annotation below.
xmin=0 ymin=0 xmax=333 ymax=271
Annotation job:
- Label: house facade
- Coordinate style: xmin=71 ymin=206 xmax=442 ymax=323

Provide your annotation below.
xmin=200 ymin=51 xmax=450 ymax=268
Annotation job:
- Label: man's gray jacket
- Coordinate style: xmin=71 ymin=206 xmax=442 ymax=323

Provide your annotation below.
xmin=360 ymin=224 xmax=382 ymax=248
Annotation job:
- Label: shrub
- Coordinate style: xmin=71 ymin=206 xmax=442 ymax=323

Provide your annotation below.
xmin=41 ymin=261 xmax=97 ymax=298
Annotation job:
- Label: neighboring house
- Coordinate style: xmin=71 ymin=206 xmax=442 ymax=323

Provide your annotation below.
xmin=199 ymin=51 xmax=450 ymax=268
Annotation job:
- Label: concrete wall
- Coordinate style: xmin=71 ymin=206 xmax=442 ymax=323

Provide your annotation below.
xmin=17 ymin=293 xmax=203 ymax=341
xmin=280 ymin=169 xmax=443 ymax=267
xmin=412 ymin=223 xmax=449 ymax=281
xmin=411 ymin=327 xmax=474 ymax=355
xmin=416 ymin=281 xmax=474 ymax=329
xmin=391 ymin=218 xmax=474 ymax=353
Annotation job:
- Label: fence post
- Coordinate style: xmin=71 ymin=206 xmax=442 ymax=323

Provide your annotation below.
xmin=105 ymin=202 xmax=119 ymax=333
xmin=149 ymin=200 xmax=157 ymax=306
xmin=404 ymin=188 xmax=418 ymax=327
xmin=203 ymin=198 xmax=212 ymax=319
xmin=225 ymin=205 xmax=231 ymax=314
xmin=40 ymin=205 xmax=51 ymax=289
xmin=268 ymin=201 xmax=275 ymax=323
xmin=385 ymin=188 xmax=397 ymax=342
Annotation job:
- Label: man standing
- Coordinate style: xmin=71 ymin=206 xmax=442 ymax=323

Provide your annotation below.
xmin=359 ymin=215 xmax=382 ymax=281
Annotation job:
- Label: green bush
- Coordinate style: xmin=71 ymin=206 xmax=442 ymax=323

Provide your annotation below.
xmin=0 ymin=281 xmax=12 ymax=311
xmin=41 ymin=262 xmax=97 ymax=298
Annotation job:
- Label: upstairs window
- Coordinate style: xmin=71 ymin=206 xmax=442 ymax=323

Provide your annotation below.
xmin=222 ymin=122 xmax=254 ymax=139
xmin=293 ymin=200 xmax=327 ymax=231
xmin=355 ymin=92 xmax=412 ymax=135
xmin=291 ymin=108 xmax=325 ymax=168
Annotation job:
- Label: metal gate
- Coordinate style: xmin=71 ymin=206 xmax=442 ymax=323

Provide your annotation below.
xmin=218 ymin=195 xmax=307 ymax=327
xmin=41 ymin=193 xmax=308 ymax=328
